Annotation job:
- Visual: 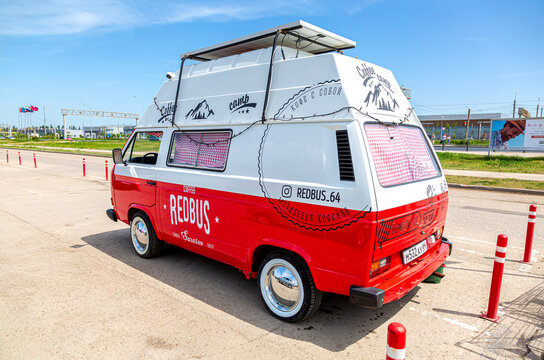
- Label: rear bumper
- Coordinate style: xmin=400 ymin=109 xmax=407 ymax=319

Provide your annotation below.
xmin=381 ymin=239 xmax=451 ymax=304
xmin=106 ymin=209 xmax=118 ymax=222
xmin=349 ymin=238 xmax=452 ymax=308
xmin=441 ymin=237 xmax=453 ymax=255
xmin=349 ymin=287 xmax=385 ymax=308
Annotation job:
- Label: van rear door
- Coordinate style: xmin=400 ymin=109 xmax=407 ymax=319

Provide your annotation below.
xmin=363 ymin=123 xmax=448 ymax=263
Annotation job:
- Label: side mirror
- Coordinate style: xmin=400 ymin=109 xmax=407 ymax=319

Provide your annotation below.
xmin=112 ymin=148 xmax=125 ymax=165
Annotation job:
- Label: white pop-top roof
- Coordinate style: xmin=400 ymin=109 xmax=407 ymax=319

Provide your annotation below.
xmin=139 ymin=22 xmax=416 ymax=129
xmin=181 ymin=20 xmax=356 ymax=61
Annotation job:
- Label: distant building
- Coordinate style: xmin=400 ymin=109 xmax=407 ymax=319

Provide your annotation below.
xmin=82 ymin=125 xmax=135 ymax=138
xmin=419 ymin=113 xmax=502 ymax=140
xmin=66 ymin=129 xmax=83 ymax=138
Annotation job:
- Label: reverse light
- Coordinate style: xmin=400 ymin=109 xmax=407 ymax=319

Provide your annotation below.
xmin=426 ymin=234 xmax=437 ymax=248
xmin=370 ymin=256 xmax=391 ymax=278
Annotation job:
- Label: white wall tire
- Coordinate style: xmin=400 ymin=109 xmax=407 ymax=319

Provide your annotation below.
xmin=258 ymin=251 xmax=322 ymax=322
xmin=130 ymin=211 xmax=163 ymax=258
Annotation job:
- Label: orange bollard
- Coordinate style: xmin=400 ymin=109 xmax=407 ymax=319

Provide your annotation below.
xmin=18 ymin=151 xmax=21 ymax=165
xmin=83 ymin=158 xmax=86 ymax=177
xmin=105 ymin=160 xmax=109 ymax=181
xmin=33 ymin=153 xmax=37 ymax=168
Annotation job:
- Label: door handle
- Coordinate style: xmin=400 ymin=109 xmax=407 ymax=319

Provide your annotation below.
xmin=146 ymin=180 xmax=157 ymax=186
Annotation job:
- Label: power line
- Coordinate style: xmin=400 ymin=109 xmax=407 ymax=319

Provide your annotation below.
xmin=412 ymin=99 xmax=540 ymax=107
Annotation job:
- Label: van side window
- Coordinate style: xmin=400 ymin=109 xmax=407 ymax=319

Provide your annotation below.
xmin=123 ymin=131 xmax=163 ymax=165
xmin=168 ymin=131 xmax=231 ymax=171
xmin=365 ymin=124 xmax=439 ymax=187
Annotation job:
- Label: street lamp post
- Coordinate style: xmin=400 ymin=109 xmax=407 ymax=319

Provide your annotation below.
xmin=82 ymin=103 xmax=92 ymax=139
xmin=133 ymin=96 xmax=144 ymax=127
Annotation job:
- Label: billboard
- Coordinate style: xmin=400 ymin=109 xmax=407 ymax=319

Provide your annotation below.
xmin=490 ymin=118 xmax=544 ymax=150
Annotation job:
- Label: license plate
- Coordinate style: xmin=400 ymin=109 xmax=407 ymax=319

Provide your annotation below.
xmin=402 ymin=240 xmax=428 ymax=264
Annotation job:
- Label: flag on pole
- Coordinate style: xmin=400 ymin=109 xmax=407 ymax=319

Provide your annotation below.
xmin=30 ymin=105 xmax=38 ymax=111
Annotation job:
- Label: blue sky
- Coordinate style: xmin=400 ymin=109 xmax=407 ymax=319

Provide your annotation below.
xmin=1 ymin=0 xmax=543 ymax=127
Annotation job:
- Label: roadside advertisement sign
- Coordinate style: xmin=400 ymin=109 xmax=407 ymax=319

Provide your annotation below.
xmin=490 ymin=118 xmax=544 ymax=150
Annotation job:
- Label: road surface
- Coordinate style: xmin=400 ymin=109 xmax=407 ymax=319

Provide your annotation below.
xmin=1 ymin=149 xmax=543 ymax=359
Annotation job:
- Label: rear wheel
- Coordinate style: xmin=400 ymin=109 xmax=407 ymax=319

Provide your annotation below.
xmin=258 ymin=251 xmax=322 ymax=322
xmin=130 ymin=211 xmax=163 ymax=258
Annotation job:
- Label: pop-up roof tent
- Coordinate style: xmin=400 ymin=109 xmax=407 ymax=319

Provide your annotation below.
xmin=139 ymin=21 xmax=414 ymax=128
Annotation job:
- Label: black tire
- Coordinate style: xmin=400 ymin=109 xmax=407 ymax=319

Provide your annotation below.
xmin=130 ymin=211 xmax=163 ymax=258
xmin=258 ymin=251 xmax=322 ymax=322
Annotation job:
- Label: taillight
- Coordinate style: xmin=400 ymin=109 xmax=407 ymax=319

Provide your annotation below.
xmin=370 ymin=256 xmax=391 ymax=278
xmin=435 ymin=226 xmax=444 ymax=240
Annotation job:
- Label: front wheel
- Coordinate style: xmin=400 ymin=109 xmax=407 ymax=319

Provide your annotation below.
xmin=130 ymin=211 xmax=163 ymax=258
xmin=258 ymin=251 xmax=322 ymax=322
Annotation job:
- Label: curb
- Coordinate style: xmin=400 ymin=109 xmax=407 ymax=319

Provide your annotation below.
xmin=448 ymin=183 xmax=544 ymax=196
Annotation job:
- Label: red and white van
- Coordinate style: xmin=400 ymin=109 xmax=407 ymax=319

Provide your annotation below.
xmin=107 ymin=21 xmax=451 ymax=322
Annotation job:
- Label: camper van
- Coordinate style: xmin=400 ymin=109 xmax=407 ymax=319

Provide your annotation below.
xmin=107 ymin=21 xmax=452 ymax=322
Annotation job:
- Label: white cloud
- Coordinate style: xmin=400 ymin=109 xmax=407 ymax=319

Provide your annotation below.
xmin=0 ymin=0 xmax=320 ymax=36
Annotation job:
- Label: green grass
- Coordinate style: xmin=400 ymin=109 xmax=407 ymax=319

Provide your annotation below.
xmin=0 ymin=138 xmax=162 ymax=156
xmin=446 ymin=175 xmax=544 ymax=191
xmin=437 ymin=152 xmax=544 ymax=174
xmin=2 ymin=139 xmax=544 ymax=176
xmin=433 ymin=139 xmax=489 ymax=146
xmin=0 ymin=139 xmax=127 ymax=150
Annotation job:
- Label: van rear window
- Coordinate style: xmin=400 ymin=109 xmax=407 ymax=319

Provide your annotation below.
xmin=169 ymin=131 xmax=231 ymax=171
xmin=364 ymin=124 xmax=439 ymax=187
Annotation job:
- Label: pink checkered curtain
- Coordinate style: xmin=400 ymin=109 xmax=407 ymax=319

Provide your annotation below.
xmin=173 ymin=132 xmax=200 ymax=166
xmin=197 ymin=132 xmax=230 ymax=169
xmin=365 ymin=124 xmax=438 ymax=187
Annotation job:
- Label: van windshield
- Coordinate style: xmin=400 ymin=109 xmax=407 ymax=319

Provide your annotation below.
xmin=365 ymin=123 xmax=439 ymax=187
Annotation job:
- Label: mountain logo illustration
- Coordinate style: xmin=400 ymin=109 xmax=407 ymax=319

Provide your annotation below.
xmin=362 ymin=77 xmax=399 ymax=112
xmin=185 ymin=100 xmax=215 ymax=120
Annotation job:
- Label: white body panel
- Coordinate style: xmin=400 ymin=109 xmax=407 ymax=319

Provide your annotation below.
xmin=130 ymin=46 xmax=445 ymax=212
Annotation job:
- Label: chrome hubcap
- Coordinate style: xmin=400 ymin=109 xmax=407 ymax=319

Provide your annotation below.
xmin=131 ymin=218 xmax=149 ymax=253
xmin=264 ymin=264 xmax=301 ymax=312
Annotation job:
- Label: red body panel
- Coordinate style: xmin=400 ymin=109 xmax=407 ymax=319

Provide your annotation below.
xmin=112 ymin=172 xmax=449 ymax=301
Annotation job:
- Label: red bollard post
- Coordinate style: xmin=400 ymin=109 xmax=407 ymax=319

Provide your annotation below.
xmin=105 ymin=160 xmax=108 ymax=181
xmin=6 ymin=150 xmax=8 ymax=163
xmin=522 ymin=205 xmax=537 ymax=264
xmin=33 ymin=153 xmax=37 ymax=168
xmin=386 ymin=322 xmax=406 ymax=360
xmin=481 ymin=234 xmax=508 ymax=322
xmin=83 ymin=158 xmax=86 ymax=177
xmin=18 ymin=151 xmax=21 ymax=165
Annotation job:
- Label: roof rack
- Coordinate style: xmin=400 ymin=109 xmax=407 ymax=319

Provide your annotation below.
xmin=180 ymin=20 xmax=356 ymax=61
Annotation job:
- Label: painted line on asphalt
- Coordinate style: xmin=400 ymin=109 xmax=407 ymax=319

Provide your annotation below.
xmin=450 ymin=235 xmax=527 ymax=251
xmin=453 ymin=238 xmax=539 ymax=264
xmin=519 ymin=263 xmax=532 ymax=272
xmin=455 ymin=248 xmax=477 ymax=254
xmin=408 ymin=307 xmax=479 ymax=332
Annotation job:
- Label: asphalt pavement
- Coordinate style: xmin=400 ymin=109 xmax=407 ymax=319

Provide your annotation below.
xmin=1 ymin=150 xmax=543 ymax=359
